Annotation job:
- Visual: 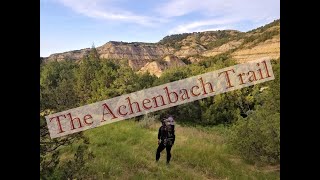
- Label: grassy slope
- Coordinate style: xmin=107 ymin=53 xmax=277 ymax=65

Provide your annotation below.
xmin=58 ymin=120 xmax=279 ymax=180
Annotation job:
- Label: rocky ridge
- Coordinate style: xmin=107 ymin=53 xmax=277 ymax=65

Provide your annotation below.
xmin=42 ymin=20 xmax=280 ymax=77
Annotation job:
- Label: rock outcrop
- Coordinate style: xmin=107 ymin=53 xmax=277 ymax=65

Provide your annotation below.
xmin=97 ymin=41 xmax=174 ymax=61
xmin=42 ymin=48 xmax=90 ymax=63
xmin=163 ymin=55 xmax=186 ymax=67
xmin=138 ymin=61 xmax=164 ymax=77
xmin=202 ymin=40 xmax=243 ymax=57
xmin=42 ymin=19 xmax=280 ymax=76
xmin=231 ymin=36 xmax=280 ymax=63
xmin=138 ymin=55 xmax=186 ymax=77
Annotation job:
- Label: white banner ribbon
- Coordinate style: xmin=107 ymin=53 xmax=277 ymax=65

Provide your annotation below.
xmin=46 ymin=57 xmax=274 ymax=138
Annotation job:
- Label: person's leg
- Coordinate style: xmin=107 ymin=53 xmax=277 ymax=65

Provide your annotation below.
xmin=156 ymin=143 xmax=165 ymax=161
xmin=166 ymin=145 xmax=172 ymax=164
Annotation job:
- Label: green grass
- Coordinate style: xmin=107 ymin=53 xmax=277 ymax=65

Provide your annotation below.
xmin=57 ymin=120 xmax=280 ymax=180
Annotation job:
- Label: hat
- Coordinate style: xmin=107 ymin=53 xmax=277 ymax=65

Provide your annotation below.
xmin=165 ymin=116 xmax=175 ymax=125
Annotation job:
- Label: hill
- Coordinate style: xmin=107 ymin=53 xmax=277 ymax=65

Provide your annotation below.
xmin=42 ymin=19 xmax=280 ymax=77
xmin=40 ymin=20 xmax=280 ymax=179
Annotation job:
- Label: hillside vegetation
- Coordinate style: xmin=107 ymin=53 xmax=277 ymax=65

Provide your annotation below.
xmin=40 ymin=47 xmax=280 ymax=179
xmin=49 ymin=120 xmax=279 ymax=179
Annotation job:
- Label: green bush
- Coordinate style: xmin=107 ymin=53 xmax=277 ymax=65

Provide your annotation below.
xmin=229 ymin=107 xmax=280 ymax=164
xmin=228 ymin=60 xmax=280 ymax=165
xmin=205 ymin=37 xmax=230 ymax=49
xmin=138 ymin=114 xmax=158 ymax=129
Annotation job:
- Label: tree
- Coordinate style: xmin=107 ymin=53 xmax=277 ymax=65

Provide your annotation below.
xmin=40 ymin=61 xmax=78 ymax=111
xmin=110 ymin=63 xmax=139 ymax=96
xmin=229 ymin=60 xmax=280 ymax=164
xmin=40 ymin=60 xmax=89 ymax=179
xmin=74 ymin=57 xmax=101 ymax=105
xmin=136 ymin=72 xmax=157 ymax=90
xmin=88 ymin=43 xmax=100 ymax=61
xmin=88 ymin=59 xmax=119 ymax=103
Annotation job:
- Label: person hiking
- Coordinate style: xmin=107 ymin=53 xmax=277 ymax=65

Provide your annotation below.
xmin=156 ymin=115 xmax=175 ymax=164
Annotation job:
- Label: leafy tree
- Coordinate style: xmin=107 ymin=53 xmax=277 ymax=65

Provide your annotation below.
xmin=229 ymin=60 xmax=280 ymax=164
xmin=74 ymin=58 xmax=101 ymax=105
xmin=136 ymin=72 xmax=157 ymax=90
xmin=40 ymin=61 xmax=78 ymax=111
xmin=88 ymin=43 xmax=100 ymax=61
xmin=110 ymin=61 xmax=139 ymax=96
xmin=40 ymin=61 xmax=88 ymax=179
xmin=88 ymin=59 xmax=119 ymax=103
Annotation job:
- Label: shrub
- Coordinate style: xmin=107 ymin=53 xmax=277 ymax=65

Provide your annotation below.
xmin=228 ymin=60 xmax=280 ymax=165
xmin=229 ymin=107 xmax=280 ymax=165
xmin=138 ymin=114 xmax=158 ymax=129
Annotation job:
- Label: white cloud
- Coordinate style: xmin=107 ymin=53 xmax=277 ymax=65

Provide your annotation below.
xmin=54 ymin=0 xmax=279 ymax=32
xmin=168 ymin=18 xmax=238 ymax=34
xmin=162 ymin=0 xmax=279 ymax=34
xmin=157 ymin=0 xmax=279 ymax=18
xmin=157 ymin=0 xmax=234 ymax=18
xmin=56 ymin=0 xmax=165 ymax=26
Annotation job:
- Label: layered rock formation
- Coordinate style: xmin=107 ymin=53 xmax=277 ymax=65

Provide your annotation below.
xmin=138 ymin=55 xmax=186 ymax=77
xmin=232 ymin=36 xmax=280 ymax=63
xmin=97 ymin=41 xmax=174 ymax=61
xmin=42 ymin=19 xmax=280 ymax=77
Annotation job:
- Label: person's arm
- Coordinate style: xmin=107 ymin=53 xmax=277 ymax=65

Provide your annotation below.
xmin=172 ymin=125 xmax=175 ymax=144
xmin=158 ymin=127 xmax=161 ymax=144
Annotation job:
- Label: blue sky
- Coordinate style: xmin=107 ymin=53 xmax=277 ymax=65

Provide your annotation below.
xmin=40 ymin=0 xmax=280 ymax=57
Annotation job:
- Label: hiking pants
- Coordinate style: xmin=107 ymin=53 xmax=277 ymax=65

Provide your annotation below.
xmin=156 ymin=142 xmax=172 ymax=163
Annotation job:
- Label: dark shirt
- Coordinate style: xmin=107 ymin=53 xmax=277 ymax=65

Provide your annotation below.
xmin=158 ymin=125 xmax=175 ymax=142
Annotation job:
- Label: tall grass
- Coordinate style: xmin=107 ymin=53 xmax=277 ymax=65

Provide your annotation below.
xmin=55 ymin=120 xmax=279 ymax=180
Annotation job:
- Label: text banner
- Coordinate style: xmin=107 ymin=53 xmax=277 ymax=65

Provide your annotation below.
xmin=46 ymin=58 xmax=274 ymax=138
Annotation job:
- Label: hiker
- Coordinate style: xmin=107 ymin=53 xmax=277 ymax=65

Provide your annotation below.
xmin=156 ymin=115 xmax=175 ymax=164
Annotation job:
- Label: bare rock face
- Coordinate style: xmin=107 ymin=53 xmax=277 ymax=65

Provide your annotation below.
xmin=97 ymin=41 xmax=174 ymax=61
xmin=138 ymin=61 xmax=164 ymax=77
xmin=138 ymin=55 xmax=186 ymax=77
xmin=128 ymin=59 xmax=150 ymax=71
xmin=163 ymin=55 xmax=186 ymax=67
xmin=200 ymin=34 xmax=217 ymax=44
xmin=44 ymin=41 xmax=175 ymax=64
xmin=42 ymin=19 xmax=280 ymax=76
xmin=231 ymin=36 xmax=280 ymax=63
xmin=43 ymin=48 xmax=91 ymax=63
xmin=202 ymin=40 xmax=243 ymax=57
xmin=174 ymin=46 xmax=204 ymax=58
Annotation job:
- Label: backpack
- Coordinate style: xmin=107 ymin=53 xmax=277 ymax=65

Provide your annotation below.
xmin=161 ymin=124 xmax=174 ymax=146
